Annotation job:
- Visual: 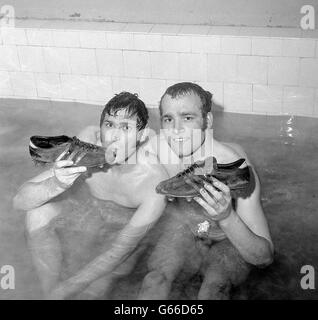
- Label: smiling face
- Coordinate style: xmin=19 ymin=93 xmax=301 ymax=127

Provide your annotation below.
xmin=100 ymin=109 xmax=141 ymax=164
xmin=160 ymin=92 xmax=210 ymax=158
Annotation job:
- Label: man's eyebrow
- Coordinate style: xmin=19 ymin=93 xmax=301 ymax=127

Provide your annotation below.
xmin=161 ymin=111 xmax=173 ymax=117
xmin=119 ymin=121 xmax=135 ymax=125
xmin=160 ymin=115 xmax=172 ymax=121
xmin=179 ymin=112 xmax=197 ymax=116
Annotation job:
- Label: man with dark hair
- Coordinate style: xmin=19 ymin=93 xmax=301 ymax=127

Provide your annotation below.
xmin=139 ymin=82 xmax=274 ymax=299
xmin=100 ymin=92 xmax=149 ymax=130
xmin=159 ymin=82 xmax=213 ymax=120
xmin=14 ymin=92 xmax=168 ymax=300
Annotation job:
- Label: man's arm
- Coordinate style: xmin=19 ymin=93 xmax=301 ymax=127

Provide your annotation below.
xmin=225 ymin=145 xmax=273 ymax=249
xmin=13 ymin=126 xmax=97 ymax=211
xmin=13 ymin=161 xmax=86 ymax=211
xmin=49 ymin=171 xmax=167 ymax=299
xmin=194 ymin=147 xmax=273 ymax=267
xmin=217 ymin=163 xmax=274 ymax=266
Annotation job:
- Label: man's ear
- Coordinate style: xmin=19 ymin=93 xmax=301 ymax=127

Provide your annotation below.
xmin=138 ymin=125 xmax=150 ymax=143
xmin=206 ymin=112 xmax=213 ymax=129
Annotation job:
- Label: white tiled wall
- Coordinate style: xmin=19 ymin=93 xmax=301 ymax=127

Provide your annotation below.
xmin=35 ymin=73 xmax=62 ymax=99
xmin=237 ymin=55 xmax=267 ymax=84
xmin=123 ymin=51 xmax=151 ymax=78
xmin=251 ymin=38 xmax=283 ymax=56
xmin=1 ymin=23 xmax=318 ymax=117
xmin=268 ymin=57 xmax=299 ymax=86
xmin=253 ymin=85 xmax=283 ymax=114
xmin=0 ymin=71 xmax=12 ymax=96
xmin=221 ymin=37 xmax=251 ymax=55
xmin=224 ymin=83 xmax=253 ymax=112
xmin=96 ymin=49 xmax=124 ymax=76
xmin=179 ymin=53 xmax=207 ymax=81
xmin=207 ymin=54 xmax=237 ymax=82
xmin=150 ymin=52 xmax=179 ymax=79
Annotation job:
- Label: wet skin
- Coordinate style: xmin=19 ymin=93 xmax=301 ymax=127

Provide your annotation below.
xmin=13 ymin=110 xmax=168 ymax=299
xmin=138 ymin=92 xmax=274 ymax=299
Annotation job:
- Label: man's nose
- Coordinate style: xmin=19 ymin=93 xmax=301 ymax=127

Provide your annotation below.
xmin=111 ymin=129 xmax=120 ymax=142
xmin=173 ymin=120 xmax=184 ymax=134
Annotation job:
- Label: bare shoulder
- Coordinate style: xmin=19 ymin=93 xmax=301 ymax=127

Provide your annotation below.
xmin=77 ymin=125 xmax=100 ymax=144
xmin=137 ymin=141 xmax=168 ymax=175
xmin=216 ymin=141 xmax=252 ymax=165
xmin=217 ymin=141 xmax=261 ymax=195
xmin=133 ymin=145 xmax=168 ymax=192
xmin=221 ymin=142 xmax=273 ymax=251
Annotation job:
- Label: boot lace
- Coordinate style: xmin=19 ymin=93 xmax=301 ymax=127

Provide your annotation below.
xmin=176 ymin=162 xmax=201 ymax=177
xmin=72 ymin=136 xmax=100 ymax=152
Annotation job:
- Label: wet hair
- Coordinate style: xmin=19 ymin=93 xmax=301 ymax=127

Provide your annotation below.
xmin=159 ymin=82 xmax=213 ymax=119
xmin=100 ymin=92 xmax=149 ymax=130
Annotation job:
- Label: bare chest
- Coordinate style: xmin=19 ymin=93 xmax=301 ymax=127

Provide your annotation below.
xmin=85 ymin=171 xmax=139 ymax=208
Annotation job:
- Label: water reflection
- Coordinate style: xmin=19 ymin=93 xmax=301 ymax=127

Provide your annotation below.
xmin=279 ymin=115 xmax=300 ymax=146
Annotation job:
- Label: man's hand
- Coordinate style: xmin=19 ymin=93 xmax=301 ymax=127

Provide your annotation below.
xmin=52 ymin=160 xmax=87 ymax=189
xmin=193 ymin=177 xmax=233 ymax=222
